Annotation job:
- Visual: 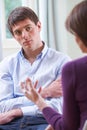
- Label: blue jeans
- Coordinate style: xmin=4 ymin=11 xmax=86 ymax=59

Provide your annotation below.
xmin=0 ymin=116 xmax=48 ymax=130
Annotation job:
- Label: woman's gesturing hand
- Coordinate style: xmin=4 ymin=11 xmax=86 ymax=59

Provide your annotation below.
xmin=21 ymin=78 xmax=49 ymax=111
xmin=21 ymin=78 xmax=41 ymax=103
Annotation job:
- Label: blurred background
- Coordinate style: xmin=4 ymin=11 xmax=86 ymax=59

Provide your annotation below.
xmin=0 ymin=0 xmax=84 ymax=61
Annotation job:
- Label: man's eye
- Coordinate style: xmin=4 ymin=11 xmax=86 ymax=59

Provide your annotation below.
xmin=14 ymin=31 xmax=22 ymax=36
xmin=26 ymin=26 xmax=32 ymax=31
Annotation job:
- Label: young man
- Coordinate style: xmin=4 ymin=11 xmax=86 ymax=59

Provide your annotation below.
xmin=0 ymin=7 xmax=70 ymax=130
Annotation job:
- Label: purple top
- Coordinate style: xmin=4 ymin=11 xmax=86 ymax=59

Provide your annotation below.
xmin=42 ymin=56 xmax=87 ymax=130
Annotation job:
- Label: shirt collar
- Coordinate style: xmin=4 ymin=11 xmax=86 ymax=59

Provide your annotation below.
xmin=37 ymin=41 xmax=48 ymax=59
xmin=20 ymin=41 xmax=48 ymax=60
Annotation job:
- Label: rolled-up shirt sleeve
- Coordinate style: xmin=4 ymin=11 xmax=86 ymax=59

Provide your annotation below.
xmin=21 ymin=97 xmax=63 ymax=116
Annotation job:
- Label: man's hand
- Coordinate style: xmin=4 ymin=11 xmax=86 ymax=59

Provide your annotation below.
xmin=0 ymin=108 xmax=23 ymax=125
xmin=40 ymin=78 xmax=62 ymax=98
xmin=45 ymin=125 xmax=54 ymax=130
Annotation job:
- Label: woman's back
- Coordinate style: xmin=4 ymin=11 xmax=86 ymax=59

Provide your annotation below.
xmin=62 ymin=56 xmax=87 ymax=130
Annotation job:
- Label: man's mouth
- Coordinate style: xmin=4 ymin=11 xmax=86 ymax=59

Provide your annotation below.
xmin=23 ymin=40 xmax=32 ymax=46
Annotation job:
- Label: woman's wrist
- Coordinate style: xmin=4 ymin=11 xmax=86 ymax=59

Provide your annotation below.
xmin=35 ymin=95 xmax=49 ymax=111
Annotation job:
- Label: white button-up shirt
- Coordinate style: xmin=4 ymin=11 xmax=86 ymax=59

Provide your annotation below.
xmin=0 ymin=43 xmax=71 ymax=116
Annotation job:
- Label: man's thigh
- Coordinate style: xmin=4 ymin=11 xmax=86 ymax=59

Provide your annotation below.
xmin=0 ymin=117 xmax=22 ymax=130
xmin=20 ymin=124 xmax=48 ymax=130
xmin=0 ymin=116 xmax=48 ymax=130
xmin=0 ymin=123 xmax=48 ymax=130
xmin=20 ymin=116 xmax=48 ymax=130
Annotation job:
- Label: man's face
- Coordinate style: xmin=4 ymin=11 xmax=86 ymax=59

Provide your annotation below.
xmin=12 ymin=19 xmax=41 ymax=51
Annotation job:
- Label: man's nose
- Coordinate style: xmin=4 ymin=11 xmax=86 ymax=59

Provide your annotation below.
xmin=22 ymin=30 xmax=29 ymax=39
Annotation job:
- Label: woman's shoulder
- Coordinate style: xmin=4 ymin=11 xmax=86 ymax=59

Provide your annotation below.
xmin=62 ymin=56 xmax=87 ymax=72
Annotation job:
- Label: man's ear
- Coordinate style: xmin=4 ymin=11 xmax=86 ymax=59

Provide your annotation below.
xmin=37 ymin=21 xmax=41 ymax=31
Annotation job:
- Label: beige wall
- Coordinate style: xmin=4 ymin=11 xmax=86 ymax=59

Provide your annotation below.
xmin=66 ymin=0 xmax=84 ymax=59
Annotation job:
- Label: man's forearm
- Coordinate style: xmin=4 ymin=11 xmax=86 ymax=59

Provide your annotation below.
xmin=40 ymin=87 xmax=51 ymax=98
xmin=12 ymin=108 xmax=23 ymax=117
xmin=40 ymin=79 xmax=63 ymax=98
xmin=0 ymin=108 xmax=23 ymax=125
xmin=0 ymin=96 xmax=33 ymax=113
